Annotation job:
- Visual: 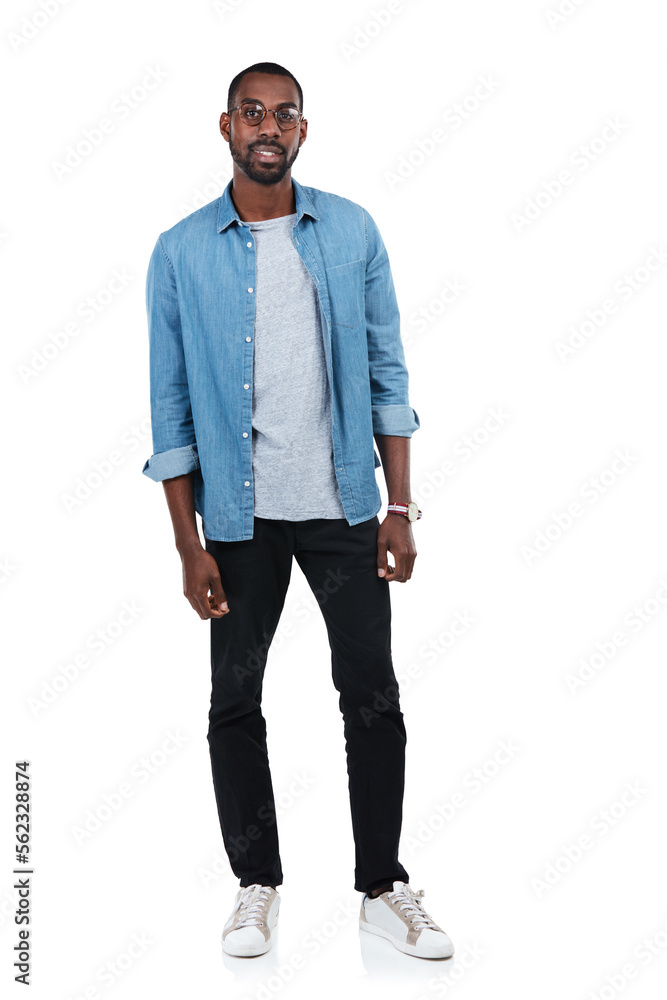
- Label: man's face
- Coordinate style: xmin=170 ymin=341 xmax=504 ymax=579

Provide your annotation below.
xmin=220 ymin=72 xmax=307 ymax=185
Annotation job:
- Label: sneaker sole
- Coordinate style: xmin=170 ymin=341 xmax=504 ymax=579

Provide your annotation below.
xmin=359 ymin=917 xmax=454 ymax=959
xmin=221 ymin=937 xmax=272 ymax=958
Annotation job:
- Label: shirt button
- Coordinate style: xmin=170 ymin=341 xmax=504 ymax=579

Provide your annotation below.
xmin=244 ymin=481 xmax=250 ymax=487
xmin=247 ymin=242 xmax=253 ymax=248
xmin=246 ymin=336 xmax=252 ymax=342
xmin=244 ymin=383 xmax=250 ymax=389
xmin=248 ymin=287 xmax=253 ymax=293
xmin=242 ymin=432 xmax=248 ymax=438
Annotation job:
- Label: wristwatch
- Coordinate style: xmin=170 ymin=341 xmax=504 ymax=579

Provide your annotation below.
xmin=387 ymin=501 xmax=422 ymax=522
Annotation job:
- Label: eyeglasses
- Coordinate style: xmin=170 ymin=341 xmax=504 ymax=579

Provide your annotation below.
xmin=227 ymin=100 xmax=304 ymax=131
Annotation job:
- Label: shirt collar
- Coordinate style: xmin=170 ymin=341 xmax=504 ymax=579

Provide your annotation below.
xmin=217 ymin=176 xmax=320 ymax=232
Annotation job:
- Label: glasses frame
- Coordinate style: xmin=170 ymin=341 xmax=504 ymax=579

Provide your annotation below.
xmin=227 ymin=100 xmax=305 ymax=131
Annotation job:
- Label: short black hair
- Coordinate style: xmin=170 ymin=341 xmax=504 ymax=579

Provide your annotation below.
xmin=227 ymin=61 xmax=303 ymax=113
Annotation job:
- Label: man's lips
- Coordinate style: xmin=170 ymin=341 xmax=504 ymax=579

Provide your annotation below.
xmin=251 ymin=147 xmax=283 ymax=160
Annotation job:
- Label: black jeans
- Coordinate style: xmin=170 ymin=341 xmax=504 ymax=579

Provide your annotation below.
xmin=204 ymin=514 xmax=410 ymax=894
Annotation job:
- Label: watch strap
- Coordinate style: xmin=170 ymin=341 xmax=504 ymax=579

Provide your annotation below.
xmin=387 ymin=502 xmax=422 ymax=520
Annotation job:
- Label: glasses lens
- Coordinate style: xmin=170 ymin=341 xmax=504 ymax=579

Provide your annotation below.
xmin=275 ymin=107 xmax=300 ymax=129
xmin=239 ymin=102 xmax=265 ymax=126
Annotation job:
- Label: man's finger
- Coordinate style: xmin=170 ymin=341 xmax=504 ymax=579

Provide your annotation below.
xmin=377 ymin=538 xmax=389 ymax=577
xmin=194 ymin=592 xmax=214 ymax=619
xmin=391 ymin=552 xmax=408 ymax=582
xmin=210 ymin=575 xmax=229 ymax=614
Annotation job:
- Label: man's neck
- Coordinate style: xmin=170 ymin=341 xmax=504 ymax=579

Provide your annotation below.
xmin=230 ymin=171 xmax=296 ymax=222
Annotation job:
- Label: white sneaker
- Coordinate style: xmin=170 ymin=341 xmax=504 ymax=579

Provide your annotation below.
xmin=359 ymin=881 xmax=454 ymax=959
xmin=221 ymin=884 xmax=280 ymax=957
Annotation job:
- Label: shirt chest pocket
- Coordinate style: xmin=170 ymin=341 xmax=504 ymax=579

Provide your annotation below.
xmin=324 ymin=259 xmax=364 ymax=328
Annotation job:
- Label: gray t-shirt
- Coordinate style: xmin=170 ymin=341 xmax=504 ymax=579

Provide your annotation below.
xmin=247 ymin=212 xmax=346 ymax=520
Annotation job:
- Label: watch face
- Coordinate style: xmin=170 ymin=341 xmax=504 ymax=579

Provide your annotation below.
xmin=407 ymin=502 xmax=418 ymax=522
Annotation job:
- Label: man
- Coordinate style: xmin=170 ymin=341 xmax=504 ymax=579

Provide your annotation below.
xmin=142 ymin=61 xmax=453 ymax=961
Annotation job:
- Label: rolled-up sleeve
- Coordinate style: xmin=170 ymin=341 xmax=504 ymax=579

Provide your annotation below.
xmin=141 ymin=235 xmax=200 ymax=483
xmin=142 ymin=443 xmax=199 ymax=482
xmin=363 ymin=208 xmax=420 ymax=438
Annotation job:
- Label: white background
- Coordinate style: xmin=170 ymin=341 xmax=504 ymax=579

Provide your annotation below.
xmin=2 ymin=0 xmax=667 ymax=998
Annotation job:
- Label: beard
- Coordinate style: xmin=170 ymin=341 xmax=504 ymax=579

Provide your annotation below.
xmin=229 ymin=132 xmax=300 ymax=185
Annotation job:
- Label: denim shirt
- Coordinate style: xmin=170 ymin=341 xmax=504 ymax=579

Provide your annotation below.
xmin=142 ymin=177 xmax=420 ymax=541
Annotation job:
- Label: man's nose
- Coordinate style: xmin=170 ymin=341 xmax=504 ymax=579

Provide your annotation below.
xmin=258 ymin=111 xmax=281 ymax=139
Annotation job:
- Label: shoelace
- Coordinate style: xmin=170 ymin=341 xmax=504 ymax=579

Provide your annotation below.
xmin=235 ymin=885 xmax=273 ymax=928
xmin=387 ymin=885 xmax=440 ymax=931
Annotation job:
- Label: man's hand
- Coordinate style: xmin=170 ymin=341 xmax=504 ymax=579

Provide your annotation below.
xmin=180 ymin=542 xmax=229 ymax=619
xmin=377 ymin=515 xmax=417 ymax=582
xmin=161 ymin=474 xmax=229 ymax=620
